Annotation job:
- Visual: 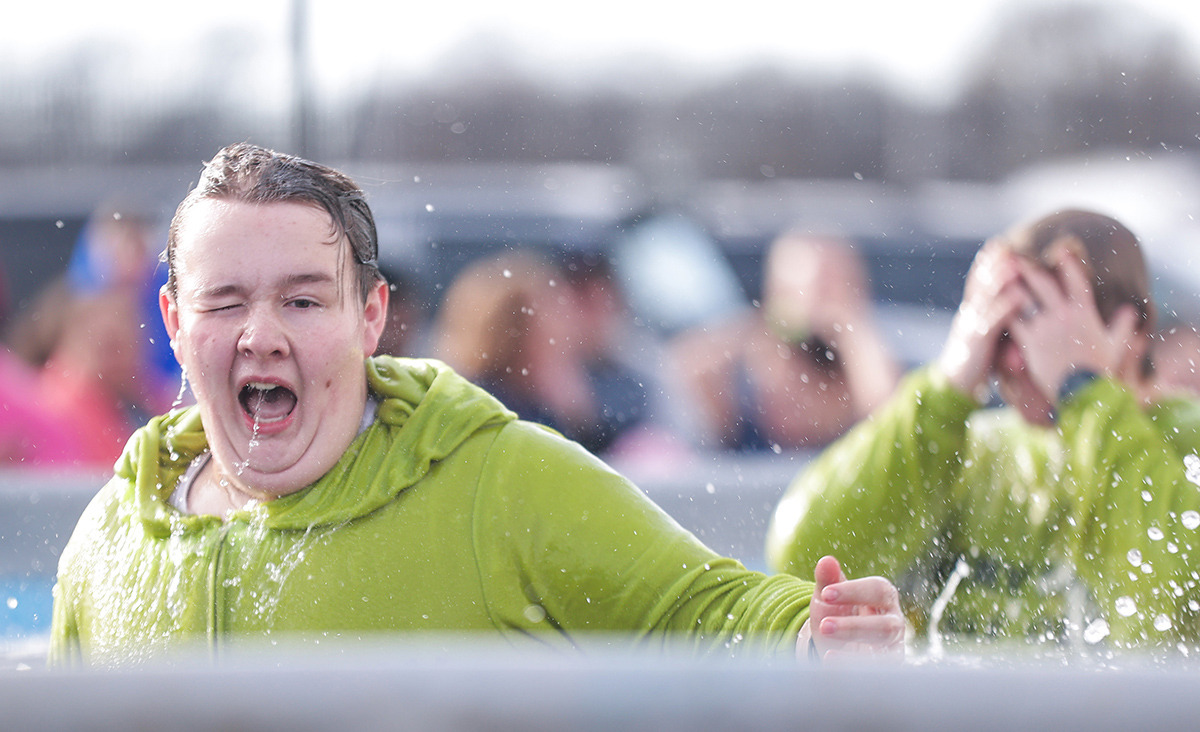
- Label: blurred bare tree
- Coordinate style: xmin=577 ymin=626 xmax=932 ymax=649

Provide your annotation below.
xmin=948 ymin=1 xmax=1200 ymax=179
xmin=0 ymin=1 xmax=1198 ymax=184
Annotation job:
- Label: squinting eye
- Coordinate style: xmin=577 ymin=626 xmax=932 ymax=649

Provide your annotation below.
xmin=290 ymin=298 xmax=317 ymax=309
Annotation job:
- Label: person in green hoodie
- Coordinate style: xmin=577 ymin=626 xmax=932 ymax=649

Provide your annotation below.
xmin=49 ymin=143 xmax=903 ymax=668
xmin=766 ymin=208 xmax=1200 ymax=654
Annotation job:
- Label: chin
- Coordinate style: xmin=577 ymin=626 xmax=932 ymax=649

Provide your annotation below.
xmin=996 ymin=379 xmax=1054 ymax=426
xmin=1017 ymin=404 xmax=1055 ymax=426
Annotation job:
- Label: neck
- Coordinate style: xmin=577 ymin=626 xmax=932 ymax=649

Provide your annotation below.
xmin=191 ymin=457 xmax=272 ymax=516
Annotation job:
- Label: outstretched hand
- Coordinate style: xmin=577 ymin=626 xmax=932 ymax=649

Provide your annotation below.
xmin=799 ymin=555 xmax=905 ymax=663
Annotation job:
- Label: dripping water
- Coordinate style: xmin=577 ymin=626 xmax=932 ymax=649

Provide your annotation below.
xmin=235 ymin=411 xmax=263 ymax=477
xmin=171 ymin=366 xmax=190 ymax=410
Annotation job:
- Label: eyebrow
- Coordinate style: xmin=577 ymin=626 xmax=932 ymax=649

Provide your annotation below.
xmin=192 ymin=272 xmax=338 ymax=300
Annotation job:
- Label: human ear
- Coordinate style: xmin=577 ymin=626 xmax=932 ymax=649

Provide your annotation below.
xmin=361 ymin=278 xmax=389 ymax=355
xmin=159 ymin=285 xmax=183 ymax=361
xmin=1110 ymin=304 xmax=1147 ymax=382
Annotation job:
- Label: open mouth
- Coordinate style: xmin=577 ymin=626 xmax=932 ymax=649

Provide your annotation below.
xmin=239 ymin=382 xmax=297 ymax=423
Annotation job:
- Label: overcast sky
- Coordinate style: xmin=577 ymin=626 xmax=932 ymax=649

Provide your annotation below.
xmin=9 ymin=0 xmax=1200 ymax=103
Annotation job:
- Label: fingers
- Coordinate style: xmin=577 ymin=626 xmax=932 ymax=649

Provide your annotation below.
xmin=1013 ymin=247 xmax=1096 ymax=320
xmin=1051 ymin=241 xmax=1095 ymax=304
xmin=963 ymin=241 xmax=1019 ymax=302
xmin=940 ymin=257 xmax=1029 ymax=395
xmin=1012 ymin=257 xmax=1063 ymax=314
xmin=819 ymin=575 xmax=900 ymax=612
xmin=818 ymin=612 xmax=906 ymax=646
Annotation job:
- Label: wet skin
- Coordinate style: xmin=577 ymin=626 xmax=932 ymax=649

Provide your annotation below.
xmin=161 ymin=199 xmax=386 ymax=509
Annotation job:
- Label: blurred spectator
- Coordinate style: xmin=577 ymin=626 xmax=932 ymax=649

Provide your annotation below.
xmin=668 ymin=232 xmax=900 ymax=451
xmin=0 ymin=345 xmax=76 ymax=464
xmin=432 ymin=248 xmax=648 ymax=455
xmin=560 ymin=250 xmax=654 ymax=455
xmin=374 ymin=263 xmax=426 ymax=358
xmin=1154 ymin=319 xmax=1200 ymax=397
xmin=2 ymin=203 xmax=179 ymax=468
xmin=9 ymin=204 xmax=170 ymax=374
xmin=37 ymin=288 xmax=156 ymax=466
xmin=0 ymin=261 xmax=76 ymax=465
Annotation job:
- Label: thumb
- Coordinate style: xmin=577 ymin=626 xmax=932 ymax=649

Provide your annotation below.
xmin=814 ymin=555 xmax=847 ymax=597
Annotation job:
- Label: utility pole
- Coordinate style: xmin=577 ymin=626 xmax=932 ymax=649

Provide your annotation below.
xmin=290 ymin=0 xmax=311 ymax=158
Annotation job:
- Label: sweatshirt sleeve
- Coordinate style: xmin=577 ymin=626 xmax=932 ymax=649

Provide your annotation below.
xmin=765 ymin=368 xmax=977 ymax=582
xmin=473 ymin=421 xmax=813 ymax=659
xmin=1056 ymin=379 xmax=1200 ymax=646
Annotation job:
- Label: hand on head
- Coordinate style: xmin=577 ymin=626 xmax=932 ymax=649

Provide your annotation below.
xmin=1006 ymin=247 xmax=1141 ymax=400
xmin=938 ymin=238 xmax=1144 ymax=405
xmin=937 ymin=239 xmax=1027 ymax=397
xmin=799 ymin=555 xmax=905 ymax=663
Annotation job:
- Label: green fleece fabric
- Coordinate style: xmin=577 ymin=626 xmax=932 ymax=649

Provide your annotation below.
xmin=51 ymin=356 xmax=812 ymax=667
xmin=766 ymin=367 xmax=1200 ymax=652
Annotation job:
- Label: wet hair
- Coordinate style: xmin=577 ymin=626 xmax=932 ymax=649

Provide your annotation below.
xmin=1006 ymin=208 xmax=1155 ymax=374
xmin=165 ymin=142 xmax=381 ymax=302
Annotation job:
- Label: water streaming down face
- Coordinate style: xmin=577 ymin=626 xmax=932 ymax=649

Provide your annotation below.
xmin=234 ymin=392 xmax=266 ymax=478
xmin=171 ymin=366 xmax=190 ymax=411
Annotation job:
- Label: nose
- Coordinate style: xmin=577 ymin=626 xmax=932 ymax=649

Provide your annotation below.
xmin=237 ymin=304 xmax=290 ymax=359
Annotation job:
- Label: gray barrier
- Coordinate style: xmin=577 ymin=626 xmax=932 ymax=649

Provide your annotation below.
xmin=8 ymin=463 xmax=1200 ymax=731
xmin=5 ymin=640 xmax=1200 ymax=731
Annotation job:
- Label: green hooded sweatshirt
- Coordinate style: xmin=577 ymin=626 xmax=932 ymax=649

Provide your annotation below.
xmin=51 ymin=357 xmax=813 ymax=667
xmin=766 ymin=367 xmax=1200 ymax=653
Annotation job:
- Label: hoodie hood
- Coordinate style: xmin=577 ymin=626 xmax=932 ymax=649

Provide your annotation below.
xmin=124 ymin=356 xmax=517 ymax=536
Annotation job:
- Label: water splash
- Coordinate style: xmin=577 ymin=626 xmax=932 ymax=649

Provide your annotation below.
xmin=1185 ymin=454 xmax=1200 ymax=486
xmin=927 ymin=557 xmax=971 ymax=657
xmin=1183 ymin=511 xmax=1200 ymax=530
xmin=244 ymin=521 xmax=346 ymax=628
xmin=1083 ymin=618 xmax=1111 ymax=644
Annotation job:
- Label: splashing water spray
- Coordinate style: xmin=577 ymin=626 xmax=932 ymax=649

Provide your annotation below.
xmin=927 ymin=557 xmax=971 ymax=658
